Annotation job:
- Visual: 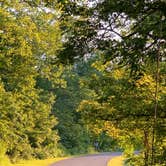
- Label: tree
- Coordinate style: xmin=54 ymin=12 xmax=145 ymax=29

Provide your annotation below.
xmin=57 ymin=1 xmax=166 ymax=164
xmin=77 ymin=56 xmax=166 ymax=165
xmin=53 ymin=63 xmax=95 ymax=155
xmin=0 ymin=0 xmax=63 ymax=161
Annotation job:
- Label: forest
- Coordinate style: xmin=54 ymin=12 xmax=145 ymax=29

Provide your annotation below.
xmin=0 ymin=0 xmax=165 ymax=166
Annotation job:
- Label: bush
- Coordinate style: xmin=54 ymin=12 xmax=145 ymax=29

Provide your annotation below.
xmin=34 ymin=144 xmax=66 ymax=159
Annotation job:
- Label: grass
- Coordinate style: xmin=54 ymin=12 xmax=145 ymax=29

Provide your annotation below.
xmin=107 ymin=156 xmax=124 ymax=166
xmin=12 ymin=158 xmax=66 ymax=166
xmin=0 ymin=155 xmax=13 ymax=166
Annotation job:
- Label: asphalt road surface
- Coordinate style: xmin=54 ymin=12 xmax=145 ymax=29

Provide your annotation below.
xmin=50 ymin=152 xmax=122 ymax=166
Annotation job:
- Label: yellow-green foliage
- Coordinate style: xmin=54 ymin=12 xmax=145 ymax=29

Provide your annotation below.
xmin=0 ymin=0 xmax=63 ymax=161
xmin=107 ymin=156 xmax=124 ymax=166
xmin=12 ymin=158 xmax=65 ymax=166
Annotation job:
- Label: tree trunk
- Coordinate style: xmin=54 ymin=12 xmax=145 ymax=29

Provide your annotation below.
xmin=143 ymin=129 xmax=150 ymax=166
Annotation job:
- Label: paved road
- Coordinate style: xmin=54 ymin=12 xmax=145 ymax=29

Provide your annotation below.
xmin=50 ymin=152 xmax=122 ymax=166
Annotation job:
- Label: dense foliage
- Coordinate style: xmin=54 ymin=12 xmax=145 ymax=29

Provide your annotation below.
xmin=0 ymin=0 xmax=165 ymax=165
xmin=52 ymin=60 xmax=118 ymax=154
xmin=0 ymin=0 xmax=63 ymax=162
xmin=58 ymin=0 xmax=166 ymax=165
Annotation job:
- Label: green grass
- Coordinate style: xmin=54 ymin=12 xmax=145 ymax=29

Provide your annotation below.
xmin=12 ymin=158 xmax=66 ymax=166
xmin=107 ymin=156 xmax=124 ymax=166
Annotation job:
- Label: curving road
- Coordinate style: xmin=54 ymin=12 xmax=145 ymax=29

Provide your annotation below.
xmin=50 ymin=152 xmax=122 ymax=166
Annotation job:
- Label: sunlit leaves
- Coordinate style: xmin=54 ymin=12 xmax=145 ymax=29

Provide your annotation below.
xmin=0 ymin=0 xmax=63 ymax=161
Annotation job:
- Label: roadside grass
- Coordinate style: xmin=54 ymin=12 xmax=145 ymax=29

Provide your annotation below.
xmin=107 ymin=156 xmax=124 ymax=166
xmin=12 ymin=158 xmax=66 ymax=166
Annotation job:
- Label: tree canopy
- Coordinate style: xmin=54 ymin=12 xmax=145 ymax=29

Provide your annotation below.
xmin=0 ymin=0 xmax=165 ymax=165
